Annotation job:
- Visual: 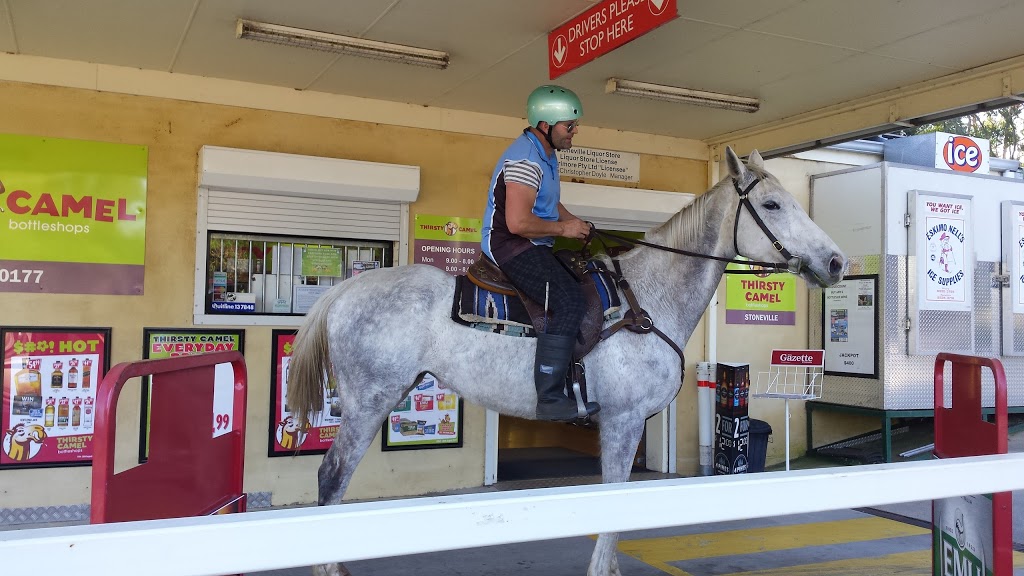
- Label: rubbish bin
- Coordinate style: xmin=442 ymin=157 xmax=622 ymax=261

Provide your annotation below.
xmin=747 ymin=419 xmax=772 ymax=473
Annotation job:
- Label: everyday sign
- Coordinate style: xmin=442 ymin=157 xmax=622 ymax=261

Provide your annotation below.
xmin=548 ymin=0 xmax=677 ymax=80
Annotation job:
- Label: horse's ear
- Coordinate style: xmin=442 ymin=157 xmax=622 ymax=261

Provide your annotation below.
xmin=725 ymin=146 xmax=746 ymax=179
xmin=748 ymin=149 xmax=765 ymax=168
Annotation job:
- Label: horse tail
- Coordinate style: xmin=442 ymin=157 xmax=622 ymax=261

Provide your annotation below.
xmin=286 ymin=284 xmax=346 ymax=428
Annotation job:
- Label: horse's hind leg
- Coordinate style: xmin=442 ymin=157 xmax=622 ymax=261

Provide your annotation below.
xmin=311 ymin=373 xmax=413 ymax=576
xmin=588 ymin=413 xmax=646 ymax=576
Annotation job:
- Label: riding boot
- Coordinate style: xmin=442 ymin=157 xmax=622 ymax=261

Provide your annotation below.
xmin=534 ymin=333 xmax=601 ymax=421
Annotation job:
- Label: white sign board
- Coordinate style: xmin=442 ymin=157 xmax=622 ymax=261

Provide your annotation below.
xmin=1002 ymin=201 xmax=1024 ymax=315
xmin=911 ymin=191 xmax=973 ymax=312
xmin=559 ymin=147 xmax=639 ymax=183
xmin=822 ymin=276 xmax=878 ymax=378
xmin=212 ymin=363 xmax=234 ymax=438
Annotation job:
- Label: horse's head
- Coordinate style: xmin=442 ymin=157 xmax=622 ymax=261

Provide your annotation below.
xmin=725 ymin=147 xmax=846 ymax=287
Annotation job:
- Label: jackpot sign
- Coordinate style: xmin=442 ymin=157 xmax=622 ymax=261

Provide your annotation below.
xmin=549 ymin=0 xmax=677 ymax=80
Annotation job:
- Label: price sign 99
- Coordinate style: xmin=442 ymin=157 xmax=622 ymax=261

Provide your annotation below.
xmin=214 ymin=413 xmax=231 ymax=431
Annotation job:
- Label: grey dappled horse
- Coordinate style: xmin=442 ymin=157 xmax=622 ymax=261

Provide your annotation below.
xmin=288 ymin=148 xmax=847 ymax=576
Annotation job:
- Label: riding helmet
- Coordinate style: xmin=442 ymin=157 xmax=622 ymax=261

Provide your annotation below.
xmin=526 ymin=85 xmax=583 ymax=128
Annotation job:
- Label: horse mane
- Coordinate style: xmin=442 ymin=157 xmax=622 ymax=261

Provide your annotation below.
xmin=646 ymin=161 xmax=775 ymax=249
xmin=646 ymin=185 xmax=714 ymax=248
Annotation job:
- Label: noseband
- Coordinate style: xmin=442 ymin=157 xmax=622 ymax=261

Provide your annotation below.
xmin=732 ymin=177 xmax=803 ymax=275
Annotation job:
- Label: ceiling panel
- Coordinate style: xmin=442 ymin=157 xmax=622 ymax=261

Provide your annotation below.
xmin=556 ymin=18 xmax=735 ymax=82
xmin=646 ymin=29 xmax=859 ymax=96
xmin=677 ymin=0 xmax=804 ymax=28
xmin=758 ymin=53 xmax=953 ymax=119
xmin=8 ymin=0 xmax=197 ymax=70
xmin=429 ymin=39 xmax=556 ymax=118
xmin=311 ymin=0 xmax=591 ymax=103
xmin=871 ymin=2 xmax=1024 ymax=70
xmin=748 ymin=0 xmax=1016 ymax=53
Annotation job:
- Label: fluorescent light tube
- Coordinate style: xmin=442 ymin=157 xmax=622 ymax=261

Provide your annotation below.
xmin=236 ymin=19 xmax=449 ymax=70
xmin=606 ymin=78 xmax=760 ymax=113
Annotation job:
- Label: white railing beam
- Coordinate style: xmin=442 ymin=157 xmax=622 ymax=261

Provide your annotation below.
xmin=3 ymin=454 xmax=1023 ymax=576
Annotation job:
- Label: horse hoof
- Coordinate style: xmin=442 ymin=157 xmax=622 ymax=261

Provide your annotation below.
xmin=312 ymin=563 xmax=352 ymax=576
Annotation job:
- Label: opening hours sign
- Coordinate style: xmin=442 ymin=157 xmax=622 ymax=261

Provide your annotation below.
xmin=549 ymin=0 xmax=677 ymax=80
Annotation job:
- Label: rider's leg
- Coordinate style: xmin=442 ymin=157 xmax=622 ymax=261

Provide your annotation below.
xmin=502 ymin=246 xmax=600 ymax=421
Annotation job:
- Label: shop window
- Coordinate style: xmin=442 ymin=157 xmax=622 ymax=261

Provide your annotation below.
xmin=193 ymin=146 xmax=419 ymax=325
xmin=204 ymin=232 xmax=393 ymax=316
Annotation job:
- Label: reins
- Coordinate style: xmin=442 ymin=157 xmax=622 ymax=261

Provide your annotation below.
xmin=582 ymin=176 xmax=804 ymax=378
xmin=586 ymin=176 xmax=804 ymax=275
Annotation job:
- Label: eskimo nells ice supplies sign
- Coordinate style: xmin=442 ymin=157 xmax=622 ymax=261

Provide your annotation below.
xmin=914 ymin=192 xmax=973 ymax=312
xmin=0 ymin=134 xmax=148 ymax=295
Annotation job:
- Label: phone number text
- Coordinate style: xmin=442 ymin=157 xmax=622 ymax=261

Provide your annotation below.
xmin=0 ymin=269 xmax=44 ymax=283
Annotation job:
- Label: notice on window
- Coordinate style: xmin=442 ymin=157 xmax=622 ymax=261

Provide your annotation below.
xmin=301 ymin=246 xmax=342 ymax=277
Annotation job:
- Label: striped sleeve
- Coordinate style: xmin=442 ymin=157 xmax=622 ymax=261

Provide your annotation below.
xmin=502 ymin=159 xmax=543 ymax=190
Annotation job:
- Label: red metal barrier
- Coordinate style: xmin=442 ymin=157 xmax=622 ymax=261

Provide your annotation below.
xmin=91 ymin=351 xmax=247 ymax=523
xmin=932 ymin=353 xmax=1011 ymax=576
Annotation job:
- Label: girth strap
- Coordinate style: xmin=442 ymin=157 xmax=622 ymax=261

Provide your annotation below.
xmin=598 ymin=259 xmax=685 ymax=381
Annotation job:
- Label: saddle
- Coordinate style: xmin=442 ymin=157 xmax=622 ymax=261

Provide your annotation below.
xmin=462 ymin=252 xmax=618 ymax=359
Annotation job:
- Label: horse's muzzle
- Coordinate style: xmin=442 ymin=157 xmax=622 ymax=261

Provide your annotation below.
xmin=828 ymin=253 xmax=846 ymax=282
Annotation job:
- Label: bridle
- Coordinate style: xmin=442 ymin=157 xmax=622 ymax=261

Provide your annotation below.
xmin=590 ymin=176 xmax=803 ymax=276
xmin=587 ymin=174 xmax=805 ymax=379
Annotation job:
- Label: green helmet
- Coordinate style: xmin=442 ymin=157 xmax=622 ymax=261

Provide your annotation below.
xmin=526 ymin=85 xmax=583 ymax=128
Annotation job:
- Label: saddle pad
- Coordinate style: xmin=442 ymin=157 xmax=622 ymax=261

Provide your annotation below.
xmin=453 ymin=275 xmax=536 ymax=336
xmin=586 ymin=261 xmax=622 ymax=320
xmin=452 ymin=264 xmax=622 ymax=337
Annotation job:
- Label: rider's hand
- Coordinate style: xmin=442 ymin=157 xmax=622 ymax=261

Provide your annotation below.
xmin=561 ymin=219 xmax=592 ymax=240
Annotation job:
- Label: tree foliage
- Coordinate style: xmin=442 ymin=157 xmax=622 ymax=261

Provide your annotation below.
xmin=909 ymin=103 xmax=1023 ymax=160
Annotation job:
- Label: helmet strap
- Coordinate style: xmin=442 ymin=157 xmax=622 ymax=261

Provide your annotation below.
xmin=542 ymin=123 xmax=556 ymax=151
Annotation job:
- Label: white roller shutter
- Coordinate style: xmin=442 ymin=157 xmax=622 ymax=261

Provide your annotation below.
xmin=206 ymin=190 xmax=402 ymax=241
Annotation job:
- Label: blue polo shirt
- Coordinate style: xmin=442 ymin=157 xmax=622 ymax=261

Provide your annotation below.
xmin=481 ymin=130 xmax=561 ymax=265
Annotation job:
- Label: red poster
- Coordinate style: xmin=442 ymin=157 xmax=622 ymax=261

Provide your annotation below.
xmin=549 ymin=0 xmax=677 ymax=80
xmin=269 ymin=330 xmax=336 ymax=456
xmin=1 ymin=327 xmax=110 ymax=468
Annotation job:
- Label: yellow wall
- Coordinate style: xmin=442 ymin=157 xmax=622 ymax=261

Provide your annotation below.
xmin=0 ymin=79 xmax=706 ymax=508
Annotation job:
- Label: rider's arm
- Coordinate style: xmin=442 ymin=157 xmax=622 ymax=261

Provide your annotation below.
xmin=557 ymin=202 xmax=582 ymax=223
xmin=505 ymin=182 xmax=572 ymax=239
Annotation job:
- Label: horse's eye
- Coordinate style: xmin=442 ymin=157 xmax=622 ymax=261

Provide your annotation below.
xmin=762 ymin=200 xmax=780 ymax=210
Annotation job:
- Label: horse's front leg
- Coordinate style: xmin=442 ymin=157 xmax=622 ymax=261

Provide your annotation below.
xmin=588 ymin=412 xmax=647 ymax=576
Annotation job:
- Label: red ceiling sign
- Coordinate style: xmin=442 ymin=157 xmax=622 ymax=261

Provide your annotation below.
xmin=548 ymin=0 xmax=678 ymax=80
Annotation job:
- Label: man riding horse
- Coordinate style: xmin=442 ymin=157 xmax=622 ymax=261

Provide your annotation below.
xmin=480 ymin=84 xmax=601 ymax=421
